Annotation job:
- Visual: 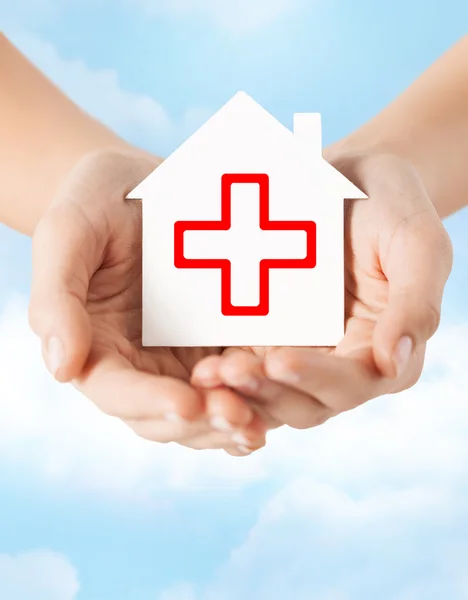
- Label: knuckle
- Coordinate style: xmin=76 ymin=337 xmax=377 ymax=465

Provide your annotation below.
xmin=421 ymin=300 xmax=441 ymax=339
xmin=126 ymin=421 xmax=171 ymax=444
xmin=269 ymin=348 xmax=302 ymax=378
xmin=398 ymin=296 xmax=442 ymax=344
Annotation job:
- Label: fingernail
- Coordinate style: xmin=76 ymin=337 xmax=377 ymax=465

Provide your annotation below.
xmin=232 ymin=433 xmax=251 ymax=446
xmin=44 ymin=336 xmax=64 ymax=377
xmin=277 ymin=370 xmax=301 ymax=384
xmin=393 ymin=336 xmax=413 ymax=377
xmin=232 ymin=376 xmax=260 ymax=392
xmin=237 ymin=445 xmax=253 ymax=455
xmin=242 ymin=377 xmax=260 ymax=392
xmin=210 ymin=416 xmax=233 ymax=432
xmin=194 ymin=368 xmax=219 ymax=388
xmin=164 ymin=412 xmax=183 ymax=422
xmin=222 ymin=367 xmax=260 ymax=392
xmin=268 ymin=360 xmax=301 ymax=384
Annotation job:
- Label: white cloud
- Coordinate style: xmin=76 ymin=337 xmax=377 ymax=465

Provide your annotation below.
xmin=2 ymin=9 xmax=468 ymax=600
xmin=1 ymin=294 xmax=468 ymax=502
xmin=0 ymin=295 xmax=267 ymax=499
xmin=154 ymin=322 xmax=468 ymax=599
xmin=6 ymin=31 xmax=211 ymax=156
xmin=185 ymin=477 xmax=468 ymax=600
xmin=1 ymin=300 xmax=468 ymax=598
xmin=129 ymin=0 xmax=302 ymax=33
xmin=0 ymin=550 xmax=79 ymax=600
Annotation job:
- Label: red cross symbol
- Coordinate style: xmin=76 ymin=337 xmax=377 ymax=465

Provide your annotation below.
xmin=174 ymin=173 xmax=317 ymax=316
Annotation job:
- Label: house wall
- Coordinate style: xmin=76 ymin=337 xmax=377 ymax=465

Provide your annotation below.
xmin=139 ymin=113 xmax=347 ymax=347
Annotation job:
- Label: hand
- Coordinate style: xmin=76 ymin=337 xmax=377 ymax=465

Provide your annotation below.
xmin=192 ymin=152 xmax=453 ymax=429
xmin=28 ymin=148 xmax=268 ymax=455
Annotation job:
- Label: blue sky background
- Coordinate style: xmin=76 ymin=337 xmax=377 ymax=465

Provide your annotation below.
xmin=0 ymin=1 xmax=468 ymax=599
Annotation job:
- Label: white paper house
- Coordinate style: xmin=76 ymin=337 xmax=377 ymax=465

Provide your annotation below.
xmin=127 ymin=92 xmax=366 ymax=347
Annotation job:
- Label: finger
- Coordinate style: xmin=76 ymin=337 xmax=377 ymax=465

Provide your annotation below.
xmin=181 ymin=412 xmax=268 ymax=452
xmin=125 ymin=417 xmax=208 ymax=445
xmin=224 ymin=442 xmax=266 ymax=457
xmin=224 ymin=448 xmax=254 ymax=457
xmin=192 ymin=357 xmax=260 ymax=431
xmin=180 ymin=435 xmax=266 ymax=453
xmin=191 ymin=349 xmax=255 ymax=389
xmin=264 ymin=347 xmax=390 ymax=418
xmin=125 ymin=404 xmax=266 ymax=449
xmin=204 ymin=386 xmax=255 ymax=431
xmin=75 ymin=348 xmax=204 ymax=421
xmin=192 ymin=356 xmax=276 ymax=430
xmin=127 ymin=420 xmax=266 ymax=450
xmin=191 ymin=355 xmax=224 ymax=389
xmin=29 ymin=205 xmax=97 ymax=382
xmin=218 ymin=350 xmax=326 ymax=430
xmin=125 ymin=382 xmax=268 ymax=449
xmin=373 ymin=206 xmax=453 ymax=378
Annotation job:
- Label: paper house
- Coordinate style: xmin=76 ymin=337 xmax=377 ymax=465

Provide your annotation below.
xmin=127 ymin=92 xmax=366 ymax=347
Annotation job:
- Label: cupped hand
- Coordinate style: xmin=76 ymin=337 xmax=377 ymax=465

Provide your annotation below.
xmin=192 ymin=152 xmax=453 ymax=429
xmin=28 ymin=148 xmax=268 ymax=455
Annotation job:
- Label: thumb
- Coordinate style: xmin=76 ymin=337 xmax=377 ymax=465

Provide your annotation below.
xmin=373 ymin=209 xmax=453 ymax=379
xmin=29 ymin=205 xmax=97 ymax=382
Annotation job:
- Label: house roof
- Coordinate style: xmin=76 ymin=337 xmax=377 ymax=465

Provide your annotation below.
xmin=127 ymin=92 xmax=367 ymax=201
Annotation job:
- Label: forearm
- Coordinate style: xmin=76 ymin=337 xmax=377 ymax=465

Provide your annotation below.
xmin=328 ymin=35 xmax=468 ymax=219
xmin=0 ymin=33 xmax=159 ymax=236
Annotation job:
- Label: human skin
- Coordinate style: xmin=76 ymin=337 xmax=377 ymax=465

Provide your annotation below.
xmin=0 ymin=33 xmax=463 ymax=453
xmin=193 ymin=153 xmax=452 ymax=429
xmin=328 ymin=34 xmax=468 ymax=219
xmin=193 ymin=35 xmax=468 ymax=429
xmin=0 ymin=34 xmax=270 ymax=455
xmin=0 ymin=34 xmax=156 ymax=235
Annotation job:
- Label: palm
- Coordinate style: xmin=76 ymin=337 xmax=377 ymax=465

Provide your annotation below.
xmin=85 ymin=199 xmax=222 ymax=383
xmin=83 ymin=160 xmax=426 ymax=392
xmin=242 ymin=201 xmax=379 ymax=357
xmin=86 ymin=199 xmax=395 ymax=378
xmin=247 ymin=194 xmax=425 ymax=382
xmin=337 ymin=198 xmax=393 ymax=363
xmin=338 ymin=182 xmax=427 ymax=380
